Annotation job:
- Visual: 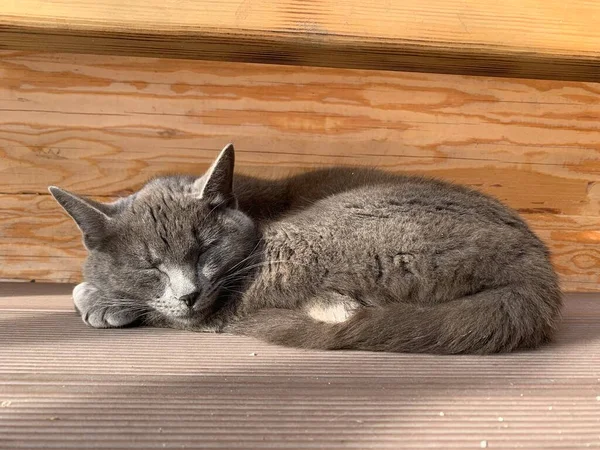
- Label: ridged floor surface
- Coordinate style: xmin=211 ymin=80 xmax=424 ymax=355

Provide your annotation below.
xmin=0 ymin=283 xmax=599 ymax=449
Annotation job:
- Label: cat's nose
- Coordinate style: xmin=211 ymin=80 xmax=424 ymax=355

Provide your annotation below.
xmin=179 ymin=291 xmax=201 ymax=309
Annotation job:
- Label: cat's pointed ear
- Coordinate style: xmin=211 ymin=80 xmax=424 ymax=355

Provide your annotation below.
xmin=48 ymin=186 xmax=114 ymax=250
xmin=194 ymin=143 xmax=237 ymax=208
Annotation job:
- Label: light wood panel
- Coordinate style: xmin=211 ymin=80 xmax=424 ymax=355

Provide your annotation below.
xmin=0 ymin=1 xmax=599 ymax=81
xmin=0 ymin=51 xmax=599 ymax=289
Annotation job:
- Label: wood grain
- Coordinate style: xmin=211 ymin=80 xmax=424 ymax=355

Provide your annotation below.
xmin=0 ymin=1 xmax=600 ymax=81
xmin=0 ymin=51 xmax=600 ymax=289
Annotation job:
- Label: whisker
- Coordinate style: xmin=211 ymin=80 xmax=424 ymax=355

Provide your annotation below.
xmin=220 ymin=259 xmax=310 ymax=283
xmin=223 ymin=238 xmax=264 ymax=274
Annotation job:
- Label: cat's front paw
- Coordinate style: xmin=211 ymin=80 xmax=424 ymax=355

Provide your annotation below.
xmin=73 ymin=282 xmax=140 ymax=328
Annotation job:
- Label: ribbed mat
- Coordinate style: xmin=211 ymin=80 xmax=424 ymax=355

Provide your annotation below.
xmin=1 ymin=284 xmax=599 ymax=449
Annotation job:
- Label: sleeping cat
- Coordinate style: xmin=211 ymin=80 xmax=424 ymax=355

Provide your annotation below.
xmin=49 ymin=144 xmax=562 ymax=354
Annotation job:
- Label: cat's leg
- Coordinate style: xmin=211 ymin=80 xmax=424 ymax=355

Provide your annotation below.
xmin=73 ymin=282 xmax=142 ymax=328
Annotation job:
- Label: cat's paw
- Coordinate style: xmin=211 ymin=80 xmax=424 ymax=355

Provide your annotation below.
xmin=73 ymin=282 xmax=139 ymax=328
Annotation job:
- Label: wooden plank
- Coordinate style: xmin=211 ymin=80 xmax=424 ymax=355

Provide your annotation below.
xmin=1 ymin=51 xmax=600 ymax=288
xmin=1 ymin=193 xmax=599 ymax=291
xmin=524 ymin=214 xmax=600 ymax=293
xmin=0 ymin=1 xmax=599 ymax=81
xmin=0 ymin=282 xmax=74 ymax=311
xmin=1 ymin=285 xmax=599 ymax=449
xmin=1 ymin=51 xmax=599 ymax=212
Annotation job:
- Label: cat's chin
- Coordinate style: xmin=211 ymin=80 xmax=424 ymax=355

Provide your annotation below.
xmin=167 ymin=306 xmax=212 ymax=325
xmin=169 ymin=311 xmax=202 ymax=322
xmin=166 ymin=312 xmax=217 ymax=331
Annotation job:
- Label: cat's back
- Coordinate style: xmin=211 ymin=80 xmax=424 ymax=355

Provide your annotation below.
xmin=280 ymin=172 xmax=530 ymax=235
xmin=238 ymin=167 xmax=522 ymax=230
xmin=260 ymin=172 xmax=546 ymax=271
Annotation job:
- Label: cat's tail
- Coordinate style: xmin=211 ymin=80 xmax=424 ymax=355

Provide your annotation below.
xmin=227 ymin=285 xmax=562 ymax=354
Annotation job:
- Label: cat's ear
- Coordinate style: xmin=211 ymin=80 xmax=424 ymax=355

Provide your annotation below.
xmin=48 ymin=186 xmax=114 ymax=250
xmin=194 ymin=143 xmax=237 ymax=208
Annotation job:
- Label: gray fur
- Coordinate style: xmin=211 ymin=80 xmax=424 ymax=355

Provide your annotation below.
xmin=49 ymin=144 xmax=562 ymax=354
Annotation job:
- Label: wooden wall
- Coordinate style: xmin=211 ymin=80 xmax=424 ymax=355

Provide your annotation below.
xmin=1 ymin=51 xmax=599 ymax=290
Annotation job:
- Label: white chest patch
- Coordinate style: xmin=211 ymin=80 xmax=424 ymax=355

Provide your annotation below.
xmin=306 ymin=299 xmax=358 ymax=324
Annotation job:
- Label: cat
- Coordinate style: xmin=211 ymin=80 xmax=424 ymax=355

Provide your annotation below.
xmin=49 ymin=143 xmax=562 ymax=354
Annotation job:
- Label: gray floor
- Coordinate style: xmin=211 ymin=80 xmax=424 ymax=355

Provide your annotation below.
xmin=1 ymin=283 xmax=599 ymax=449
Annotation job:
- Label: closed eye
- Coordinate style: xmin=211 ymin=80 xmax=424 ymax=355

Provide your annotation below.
xmin=140 ymin=258 xmax=164 ymax=273
xmin=139 ymin=266 xmax=166 ymax=283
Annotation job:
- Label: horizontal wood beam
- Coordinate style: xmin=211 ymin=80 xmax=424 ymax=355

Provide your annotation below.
xmin=0 ymin=1 xmax=599 ymax=81
xmin=1 ymin=51 xmax=600 ymax=290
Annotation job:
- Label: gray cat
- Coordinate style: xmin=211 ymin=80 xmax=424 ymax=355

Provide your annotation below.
xmin=49 ymin=144 xmax=562 ymax=354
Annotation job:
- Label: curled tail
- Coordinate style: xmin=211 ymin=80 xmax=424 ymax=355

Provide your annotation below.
xmin=228 ymin=286 xmax=562 ymax=354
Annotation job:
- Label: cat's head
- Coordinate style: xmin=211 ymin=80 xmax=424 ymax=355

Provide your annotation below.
xmin=49 ymin=144 xmax=259 ymax=325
